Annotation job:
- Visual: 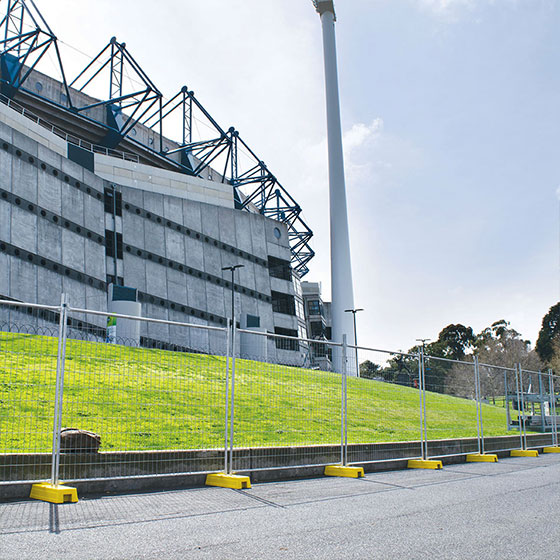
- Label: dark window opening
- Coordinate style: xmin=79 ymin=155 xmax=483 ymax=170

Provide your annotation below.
xmin=274 ymin=327 xmax=299 ymax=351
xmin=307 ymin=299 xmax=322 ymax=316
xmin=104 ymin=187 xmax=122 ymax=216
xmin=105 ymin=230 xmax=123 ymax=259
xmin=268 ymin=256 xmax=292 ymax=281
xmin=310 ymin=321 xmax=324 ymax=338
xmin=271 ymin=291 xmax=296 ymax=316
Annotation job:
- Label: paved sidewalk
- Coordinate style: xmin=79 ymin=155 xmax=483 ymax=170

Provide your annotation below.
xmin=1 ymin=454 xmax=559 ymax=559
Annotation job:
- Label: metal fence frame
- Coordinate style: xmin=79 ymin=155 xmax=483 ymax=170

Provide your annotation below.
xmin=1 ymin=296 xmax=559 ymax=487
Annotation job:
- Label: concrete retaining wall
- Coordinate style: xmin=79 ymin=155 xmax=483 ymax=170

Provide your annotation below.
xmin=1 ymin=434 xmax=554 ymax=500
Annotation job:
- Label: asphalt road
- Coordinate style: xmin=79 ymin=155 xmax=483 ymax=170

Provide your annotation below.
xmin=1 ymin=454 xmax=560 ymax=559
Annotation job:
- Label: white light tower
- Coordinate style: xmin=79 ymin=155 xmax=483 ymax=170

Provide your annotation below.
xmin=313 ymin=0 xmax=355 ymax=372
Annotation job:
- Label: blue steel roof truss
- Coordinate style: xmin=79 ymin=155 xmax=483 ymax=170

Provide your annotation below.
xmin=0 ymin=0 xmax=315 ymax=277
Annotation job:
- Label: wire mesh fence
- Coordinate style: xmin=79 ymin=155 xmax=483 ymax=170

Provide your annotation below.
xmin=1 ymin=296 xmax=560 ymax=488
xmin=345 ymin=346 xmax=423 ymax=465
xmin=231 ymin=331 xmax=343 ymax=471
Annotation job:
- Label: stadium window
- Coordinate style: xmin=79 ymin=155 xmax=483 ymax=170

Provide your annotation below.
xmin=271 ymin=291 xmax=296 ymax=316
xmin=307 ymin=300 xmax=322 ymax=316
xmin=274 ymin=327 xmax=299 ymax=351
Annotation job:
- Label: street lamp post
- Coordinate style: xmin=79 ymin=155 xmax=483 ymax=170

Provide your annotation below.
xmin=312 ymin=0 xmax=355 ymax=370
xmin=344 ymin=308 xmax=363 ymax=377
xmin=222 ymin=264 xmax=244 ymax=474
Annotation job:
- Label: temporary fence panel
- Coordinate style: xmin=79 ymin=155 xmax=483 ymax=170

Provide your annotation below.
xmin=422 ymin=355 xmax=511 ymax=459
xmin=345 ymin=346 xmax=423 ymax=465
xmin=0 ymin=300 xmax=63 ymax=483
xmin=56 ymin=307 xmax=229 ymax=481
xmin=231 ymin=330 xmax=344 ymax=472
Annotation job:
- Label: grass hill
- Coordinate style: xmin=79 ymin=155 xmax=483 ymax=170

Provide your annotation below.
xmin=0 ymin=331 xmax=511 ymax=454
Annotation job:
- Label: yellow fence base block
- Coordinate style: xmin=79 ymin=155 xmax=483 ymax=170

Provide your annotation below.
xmin=30 ymin=483 xmax=78 ymax=504
xmin=466 ymin=453 xmax=498 ymax=463
xmin=510 ymin=449 xmax=539 ymax=458
xmin=324 ymin=465 xmax=364 ymax=478
xmin=407 ymin=459 xmax=443 ymax=470
xmin=543 ymin=447 xmax=560 ymax=453
xmin=205 ymin=473 xmax=251 ymax=489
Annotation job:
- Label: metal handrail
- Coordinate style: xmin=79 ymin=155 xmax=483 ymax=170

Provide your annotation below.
xmin=0 ymin=92 xmax=139 ymax=163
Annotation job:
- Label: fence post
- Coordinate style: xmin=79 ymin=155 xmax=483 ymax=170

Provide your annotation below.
xmin=474 ymin=356 xmax=482 ymax=455
xmin=548 ymin=369 xmax=558 ymax=447
xmin=342 ymin=335 xmax=348 ymax=466
xmin=545 ymin=369 xmax=559 ymax=452
xmin=223 ymin=318 xmax=231 ymax=474
xmin=206 ymin=318 xmax=251 ymax=488
xmin=465 ymin=357 xmax=498 ymax=462
xmin=407 ymin=348 xmax=442 ymax=469
xmin=418 ymin=348 xmax=426 ymax=460
xmin=30 ymin=293 xmax=78 ymax=503
xmin=228 ymin=318 xmax=237 ymax=475
xmin=51 ymin=293 xmax=68 ymax=486
xmin=323 ymin=336 xmax=364 ymax=478
xmin=510 ymin=364 xmax=538 ymax=457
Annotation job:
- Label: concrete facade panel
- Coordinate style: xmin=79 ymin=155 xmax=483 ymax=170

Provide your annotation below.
xmin=205 ymin=283 xmax=225 ymax=318
xmin=123 ymin=254 xmax=147 ymax=292
xmin=12 ymin=129 xmax=38 ymax=157
xmin=145 ymin=261 xmax=167 ymax=299
xmin=38 ymin=172 xmax=62 ymax=215
xmin=143 ymin=220 xmax=165 ymax=256
xmin=62 ymin=277 xmax=86 ymax=309
xmin=11 ymin=206 xmax=37 ymax=253
xmin=37 ymin=144 xmax=62 ymax=168
xmin=0 ymin=120 xmax=13 ymax=143
xmin=202 ymin=244 xmax=222 ymax=277
xmin=164 ymin=228 xmax=184 ymax=262
xmin=37 ymin=218 xmax=62 ymax=262
xmin=163 ymin=195 xmax=183 ymax=223
xmin=122 ymin=212 xmax=145 ymax=246
xmin=184 ymin=236 xmax=204 ymax=271
xmin=234 ymin=211 xmax=254 ymax=255
xmin=0 ymin=252 xmax=10 ymax=296
xmin=249 ymin=216 xmax=267 ymax=259
xmin=0 ymin=149 xmax=12 ymax=192
xmin=216 ymin=206 xmax=236 ymax=246
xmin=83 ymin=194 xmax=105 ymax=235
xmin=85 ymin=241 xmax=106 ymax=280
xmin=183 ymin=199 xmax=202 ymax=231
xmin=61 ymin=229 xmax=85 ymax=271
xmin=200 ymin=204 xmax=220 ymax=240
xmin=61 ymin=182 xmax=84 ymax=226
xmin=143 ymin=191 xmax=164 ymax=217
xmin=186 ymin=275 xmax=206 ymax=310
xmin=12 ymin=157 xmax=38 ymax=203
xmin=10 ymin=259 xmax=36 ymax=302
xmin=61 ymin=158 xmax=85 ymax=182
xmin=36 ymin=267 xmax=63 ymax=306
xmin=0 ymin=199 xmax=11 ymax=241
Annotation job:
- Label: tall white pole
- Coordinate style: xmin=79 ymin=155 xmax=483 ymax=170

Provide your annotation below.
xmin=314 ymin=1 xmax=355 ymax=368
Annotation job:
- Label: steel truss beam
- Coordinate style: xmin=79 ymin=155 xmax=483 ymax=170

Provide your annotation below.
xmin=0 ymin=0 xmax=314 ymax=276
xmin=0 ymin=0 xmax=72 ymax=103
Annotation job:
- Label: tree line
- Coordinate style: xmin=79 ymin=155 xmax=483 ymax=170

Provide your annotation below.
xmin=359 ymin=303 xmax=560 ymax=399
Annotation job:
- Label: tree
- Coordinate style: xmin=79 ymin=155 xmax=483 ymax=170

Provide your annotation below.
xmin=359 ymin=360 xmax=381 ymax=380
xmin=447 ymin=319 xmax=542 ymax=399
xmin=536 ymin=303 xmax=560 ymax=363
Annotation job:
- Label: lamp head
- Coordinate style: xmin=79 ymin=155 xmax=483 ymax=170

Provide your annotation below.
xmin=312 ymin=0 xmax=336 ymax=19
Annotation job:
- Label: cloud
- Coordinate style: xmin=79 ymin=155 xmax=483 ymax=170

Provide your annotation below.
xmin=418 ymin=0 xmax=476 ymax=22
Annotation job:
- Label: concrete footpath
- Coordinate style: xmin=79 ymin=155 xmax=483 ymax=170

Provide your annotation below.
xmin=1 ymin=454 xmax=559 ymax=559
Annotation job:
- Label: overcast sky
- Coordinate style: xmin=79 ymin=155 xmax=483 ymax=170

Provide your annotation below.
xmin=31 ymin=0 xmax=560 ymax=352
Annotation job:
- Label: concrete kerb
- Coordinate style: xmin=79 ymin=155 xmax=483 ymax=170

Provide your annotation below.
xmin=0 ymin=434 xmax=554 ymax=500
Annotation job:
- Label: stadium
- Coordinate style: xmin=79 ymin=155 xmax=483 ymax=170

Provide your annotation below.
xmin=0 ymin=0 xmax=316 ymax=362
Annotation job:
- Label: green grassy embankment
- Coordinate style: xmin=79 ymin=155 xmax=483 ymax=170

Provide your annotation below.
xmin=0 ymin=331 xmax=512 ymax=453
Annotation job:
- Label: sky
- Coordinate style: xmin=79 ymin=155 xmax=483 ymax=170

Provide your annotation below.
xmin=24 ymin=0 xmax=560 ymax=352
